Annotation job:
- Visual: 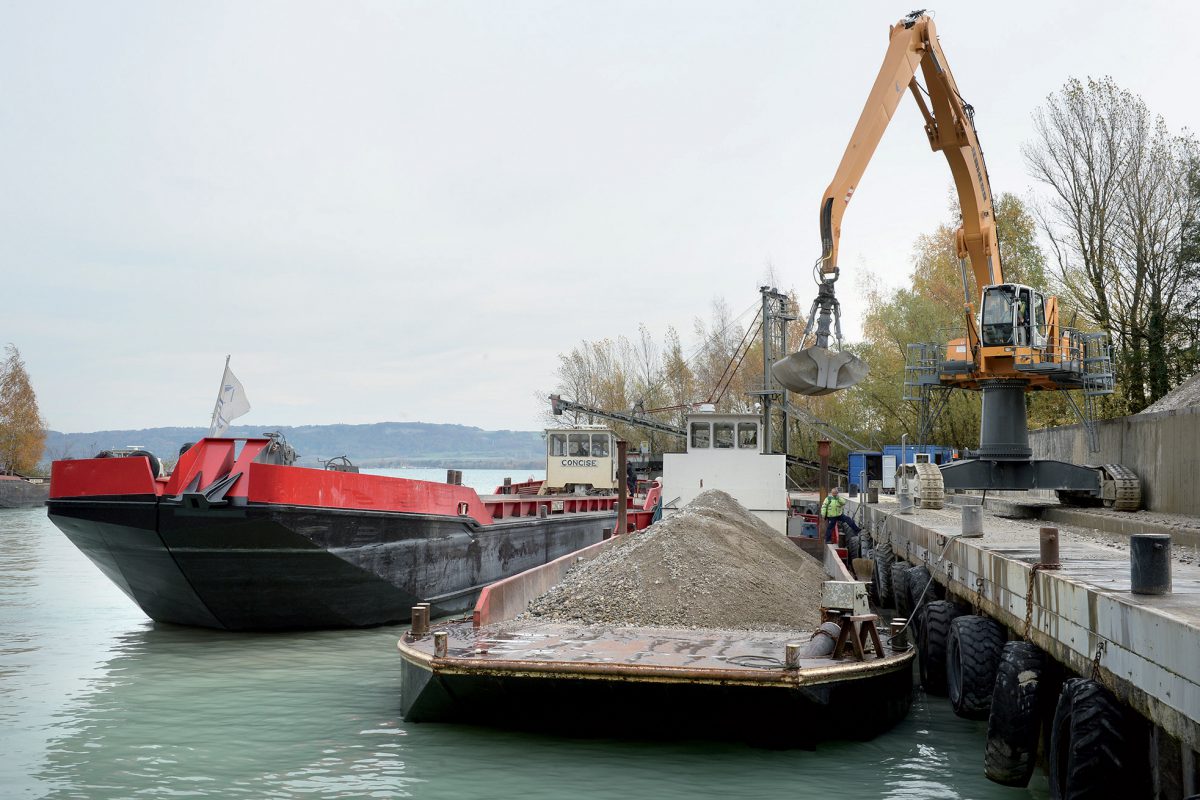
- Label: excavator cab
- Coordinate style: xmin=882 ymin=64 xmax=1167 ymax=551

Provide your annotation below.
xmin=980 ymin=284 xmax=1045 ymax=349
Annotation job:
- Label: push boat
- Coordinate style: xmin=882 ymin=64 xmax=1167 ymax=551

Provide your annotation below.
xmin=47 ymin=435 xmax=653 ymax=631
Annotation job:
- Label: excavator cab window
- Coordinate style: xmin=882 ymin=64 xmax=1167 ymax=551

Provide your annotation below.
xmin=1033 ymin=293 xmax=1047 ymax=346
xmin=981 ymin=286 xmax=1016 ymax=346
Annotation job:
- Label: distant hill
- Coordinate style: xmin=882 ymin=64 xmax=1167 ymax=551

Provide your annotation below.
xmin=42 ymin=422 xmax=545 ymax=469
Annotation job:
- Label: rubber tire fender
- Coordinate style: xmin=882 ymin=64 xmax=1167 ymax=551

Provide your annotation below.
xmin=919 ymin=600 xmax=966 ymax=695
xmin=873 ymin=539 xmax=895 ymax=608
xmin=1049 ymin=677 xmax=1147 ymax=800
xmin=892 ymin=562 xmax=912 ymax=619
xmin=846 ymin=534 xmax=861 ymax=560
xmin=985 ymin=641 xmax=1047 ymax=787
xmin=947 ymin=615 xmax=1007 ymax=719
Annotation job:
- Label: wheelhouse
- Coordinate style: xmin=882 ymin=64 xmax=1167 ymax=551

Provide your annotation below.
xmin=543 ymin=426 xmax=617 ymax=493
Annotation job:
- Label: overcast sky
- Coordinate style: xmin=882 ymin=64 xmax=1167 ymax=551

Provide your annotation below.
xmin=3 ymin=1 xmax=1198 ymax=433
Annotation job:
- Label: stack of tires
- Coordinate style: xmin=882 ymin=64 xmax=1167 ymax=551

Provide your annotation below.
xmin=907 ymin=595 xmax=1151 ymax=797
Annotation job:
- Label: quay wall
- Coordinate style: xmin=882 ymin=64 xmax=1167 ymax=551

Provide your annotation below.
xmin=1029 ymin=406 xmax=1200 ymax=515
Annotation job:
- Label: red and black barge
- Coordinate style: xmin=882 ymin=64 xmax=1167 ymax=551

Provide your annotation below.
xmin=47 ymin=437 xmax=649 ymax=631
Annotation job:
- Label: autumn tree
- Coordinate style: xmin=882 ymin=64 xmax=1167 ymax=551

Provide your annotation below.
xmin=0 ymin=344 xmax=47 ymax=475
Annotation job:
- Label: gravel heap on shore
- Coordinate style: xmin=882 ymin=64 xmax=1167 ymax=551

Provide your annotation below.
xmin=524 ymin=489 xmax=826 ymax=630
xmin=1141 ymin=370 xmax=1200 ymax=413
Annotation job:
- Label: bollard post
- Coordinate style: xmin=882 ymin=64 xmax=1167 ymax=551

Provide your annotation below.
xmin=890 ymin=619 xmax=909 ymax=651
xmin=1039 ymin=527 xmax=1061 ymax=569
xmin=961 ymin=504 xmax=983 ymax=537
xmin=898 ymin=487 xmax=913 ymax=515
xmin=433 ymin=630 xmax=449 ymax=657
xmin=411 ymin=606 xmax=428 ymax=636
xmin=1131 ymin=534 xmax=1172 ymax=595
xmin=446 ymin=469 xmax=455 ymax=484
xmin=867 ymin=486 xmax=879 ymax=504
xmin=784 ymin=642 xmax=801 ymax=670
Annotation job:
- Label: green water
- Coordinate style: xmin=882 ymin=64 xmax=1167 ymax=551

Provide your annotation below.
xmin=1 ymin=504 xmax=1051 ymax=799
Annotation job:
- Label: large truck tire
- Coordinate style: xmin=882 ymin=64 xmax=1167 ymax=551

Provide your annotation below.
xmin=985 ymin=641 xmax=1048 ymax=787
xmin=918 ymin=600 xmax=966 ymax=695
xmin=1049 ymin=678 xmax=1148 ymax=800
xmin=892 ymin=562 xmax=911 ymax=618
xmin=873 ymin=540 xmax=895 ymax=608
xmin=947 ymin=615 xmax=1007 ymax=719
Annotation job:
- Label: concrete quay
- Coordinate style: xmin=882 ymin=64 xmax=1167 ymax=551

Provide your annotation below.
xmin=859 ymin=496 xmax=1200 ymax=759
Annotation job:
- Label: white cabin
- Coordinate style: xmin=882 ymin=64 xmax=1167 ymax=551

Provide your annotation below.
xmin=543 ymin=426 xmax=618 ymax=493
xmin=660 ymin=412 xmax=788 ymax=533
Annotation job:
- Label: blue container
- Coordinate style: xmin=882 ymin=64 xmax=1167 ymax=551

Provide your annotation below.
xmin=883 ymin=444 xmax=957 ymax=466
xmin=848 ymin=451 xmax=882 ymax=492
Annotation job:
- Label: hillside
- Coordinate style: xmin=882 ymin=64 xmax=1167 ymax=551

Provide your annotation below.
xmin=42 ymin=422 xmax=545 ymax=469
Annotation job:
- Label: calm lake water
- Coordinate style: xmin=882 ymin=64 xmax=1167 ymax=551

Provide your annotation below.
xmin=2 ymin=469 xmax=1050 ymax=799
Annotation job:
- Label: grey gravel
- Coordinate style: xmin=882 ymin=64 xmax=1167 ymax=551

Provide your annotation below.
xmin=522 ymin=489 xmax=827 ymax=631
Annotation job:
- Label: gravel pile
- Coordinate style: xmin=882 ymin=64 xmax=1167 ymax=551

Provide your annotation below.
xmin=1141 ymin=371 xmax=1200 ymax=413
xmin=523 ymin=489 xmax=827 ymax=631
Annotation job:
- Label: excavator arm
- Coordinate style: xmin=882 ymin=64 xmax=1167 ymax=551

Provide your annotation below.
xmin=819 ymin=10 xmax=1002 ymax=294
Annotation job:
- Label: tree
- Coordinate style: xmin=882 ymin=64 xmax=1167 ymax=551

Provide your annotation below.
xmin=0 ymin=345 xmax=47 ymax=475
xmin=1024 ymin=77 xmax=1200 ymax=411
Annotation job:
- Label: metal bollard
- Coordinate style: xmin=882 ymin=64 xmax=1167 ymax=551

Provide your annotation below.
xmin=446 ymin=469 xmax=455 ymax=484
xmin=411 ymin=606 xmax=428 ymax=636
xmin=433 ymin=630 xmax=449 ymax=657
xmin=538 ymin=505 xmax=548 ymax=519
xmin=867 ymin=487 xmax=879 ymax=504
xmin=784 ymin=642 xmax=801 ymax=670
xmin=961 ymin=504 xmax=983 ymax=537
xmin=1131 ymin=534 xmax=1172 ymax=595
xmin=889 ymin=619 xmax=909 ymax=651
xmin=898 ymin=488 xmax=913 ymax=515
xmin=1039 ymin=527 xmax=1061 ymax=569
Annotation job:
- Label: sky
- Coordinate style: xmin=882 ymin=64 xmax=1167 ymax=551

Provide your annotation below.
xmin=3 ymin=0 xmax=1198 ymax=433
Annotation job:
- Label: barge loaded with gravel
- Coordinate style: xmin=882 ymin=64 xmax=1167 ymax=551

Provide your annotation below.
xmin=396 ymin=490 xmax=914 ymax=747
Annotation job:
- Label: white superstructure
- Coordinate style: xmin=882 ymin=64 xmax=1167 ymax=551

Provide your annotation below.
xmin=661 ymin=412 xmax=788 ymax=533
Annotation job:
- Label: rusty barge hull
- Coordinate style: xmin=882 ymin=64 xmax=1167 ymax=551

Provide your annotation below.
xmin=397 ymin=622 xmax=913 ymax=746
xmin=396 ymin=538 xmax=915 ymax=747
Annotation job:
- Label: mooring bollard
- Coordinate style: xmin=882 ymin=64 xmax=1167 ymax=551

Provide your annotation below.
xmin=898 ymin=488 xmax=913 ymax=515
xmin=867 ymin=486 xmax=879 ymax=504
xmin=785 ymin=642 xmax=801 ymax=670
xmin=433 ymin=630 xmax=449 ymax=657
xmin=961 ymin=503 xmax=983 ymax=538
xmin=889 ymin=619 xmax=909 ymax=651
xmin=411 ymin=606 xmax=428 ymax=636
xmin=1131 ymin=533 xmax=1172 ymax=595
xmin=446 ymin=469 xmax=455 ymax=484
xmin=1039 ymin=527 xmax=1062 ymax=568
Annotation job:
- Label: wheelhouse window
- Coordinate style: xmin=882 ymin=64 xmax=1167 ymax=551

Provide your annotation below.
xmin=549 ymin=433 xmax=567 ymax=456
xmin=981 ymin=287 xmax=1015 ymax=346
xmin=568 ymin=433 xmax=590 ymax=456
xmin=690 ymin=422 xmax=711 ymax=449
xmin=590 ymin=434 xmax=610 ymax=457
xmin=737 ymin=422 xmax=758 ymax=449
xmin=713 ymin=422 xmax=735 ymax=449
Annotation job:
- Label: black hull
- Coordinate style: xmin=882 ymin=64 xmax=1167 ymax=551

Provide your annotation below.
xmin=48 ymin=498 xmax=613 ymax=631
xmin=399 ymin=655 xmax=914 ymax=748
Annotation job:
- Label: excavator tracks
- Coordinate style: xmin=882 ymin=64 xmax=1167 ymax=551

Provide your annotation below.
xmin=912 ymin=462 xmax=946 ymax=509
xmin=1100 ymin=463 xmax=1142 ymax=511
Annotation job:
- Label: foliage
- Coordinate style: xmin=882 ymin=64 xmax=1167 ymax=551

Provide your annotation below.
xmin=1025 ymin=77 xmax=1200 ymax=412
xmin=0 ymin=345 xmax=47 ymax=475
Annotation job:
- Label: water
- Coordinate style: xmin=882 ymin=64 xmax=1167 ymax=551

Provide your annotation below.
xmin=2 ymin=478 xmax=1051 ymax=799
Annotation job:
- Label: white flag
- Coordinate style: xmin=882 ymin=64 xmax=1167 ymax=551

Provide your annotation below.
xmin=208 ymin=360 xmax=251 ymax=437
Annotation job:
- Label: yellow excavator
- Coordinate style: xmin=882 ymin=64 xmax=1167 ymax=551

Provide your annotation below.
xmin=772 ymin=10 xmax=1140 ymax=509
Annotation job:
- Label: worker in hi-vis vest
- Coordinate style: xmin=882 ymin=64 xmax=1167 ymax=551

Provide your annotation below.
xmin=820 ymin=487 xmax=861 ymax=542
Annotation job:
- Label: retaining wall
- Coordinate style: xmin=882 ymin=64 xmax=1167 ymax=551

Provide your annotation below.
xmin=1030 ymin=406 xmax=1200 ymax=516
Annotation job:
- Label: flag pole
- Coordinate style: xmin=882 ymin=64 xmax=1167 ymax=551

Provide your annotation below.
xmin=208 ymin=355 xmax=231 ymax=437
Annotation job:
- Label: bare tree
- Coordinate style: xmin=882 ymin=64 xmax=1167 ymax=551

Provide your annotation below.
xmin=1025 ymin=77 xmax=1200 ymax=410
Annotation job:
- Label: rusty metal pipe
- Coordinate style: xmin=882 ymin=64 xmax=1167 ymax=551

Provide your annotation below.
xmin=1039 ymin=527 xmax=1061 ymax=568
